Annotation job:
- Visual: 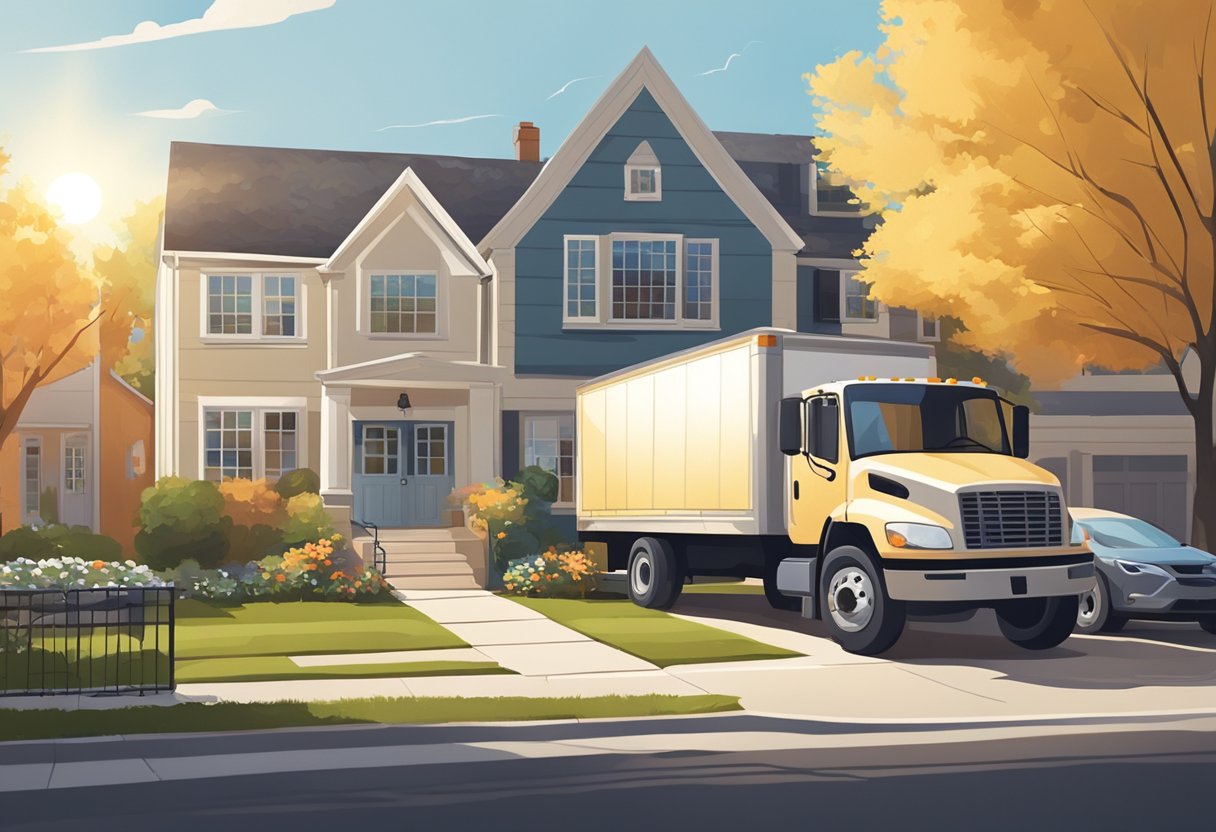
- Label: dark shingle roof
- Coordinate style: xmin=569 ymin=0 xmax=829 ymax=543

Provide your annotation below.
xmin=164 ymin=131 xmax=868 ymax=261
xmin=163 ymin=142 xmax=542 ymax=259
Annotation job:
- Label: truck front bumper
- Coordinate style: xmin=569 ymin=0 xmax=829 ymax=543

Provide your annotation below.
xmin=884 ymin=556 xmax=1095 ymax=603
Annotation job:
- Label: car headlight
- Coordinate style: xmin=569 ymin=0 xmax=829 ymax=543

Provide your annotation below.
xmin=1115 ymin=560 xmax=1172 ymax=578
xmin=886 ymin=522 xmax=953 ymax=550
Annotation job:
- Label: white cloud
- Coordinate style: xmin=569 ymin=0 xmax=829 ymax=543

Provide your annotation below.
xmin=133 ymin=98 xmax=237 ymax=119
xmin=546 ymin=75 xmax=600 ymax=101
xmin=699 ymin=40 xmax=762 ymax=76
xmin=23 ymin=0 xmax=335 ymax=53
xmin=376 ymin=114 xmax=502 ymax=132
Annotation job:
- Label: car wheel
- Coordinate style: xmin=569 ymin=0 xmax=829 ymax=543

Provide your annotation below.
xmin=1200 ymin=618 xmax=1216 ymax=635
xmin=819 ymin=546 xmax=905 ymax=655
xmin=1075 ymin=573 xmax=1112 ymax=634
xmin=996 ymin=595 xmax=1079 ymax=650
xmin=627 ymin=537 xmax=682 ymax=610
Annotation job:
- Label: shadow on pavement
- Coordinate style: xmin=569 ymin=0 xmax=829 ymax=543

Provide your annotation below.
xmin=669 ymin=591 xmax=1216 ymax=690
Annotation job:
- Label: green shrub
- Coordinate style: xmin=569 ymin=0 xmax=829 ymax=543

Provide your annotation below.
xmin=0 ymin=525 xmax=123 ymax=563
xmin=274 ymin=468 xmax=320 ymax=500
xmin=281 ymin=492 xmax=335 ymax=545
xmin=134 ymin=477 xmax=231 ymax=570
xmin=226 ymin=523 xmax=285 ymax=564
xmin=38 ymin=486 xmax=59 ymax=525
xmin=513 ymin=465 xmax=559 ymax=504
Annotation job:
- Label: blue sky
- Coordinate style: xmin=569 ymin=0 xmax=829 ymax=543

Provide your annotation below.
xmin=0 ymin=0 xmax=884 ymax=243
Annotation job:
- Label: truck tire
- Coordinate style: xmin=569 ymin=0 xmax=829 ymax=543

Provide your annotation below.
xmin=628 ymin=537 xmax=683 ymax=610
xmin=996 ymin=596 xmax=1078 ymax=650
xmin=820 ymin=546 xmax=905 ymax=655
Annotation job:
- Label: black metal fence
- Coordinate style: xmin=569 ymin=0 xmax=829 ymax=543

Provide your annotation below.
xmin=0 ymin=586 xmax=175 ymax=696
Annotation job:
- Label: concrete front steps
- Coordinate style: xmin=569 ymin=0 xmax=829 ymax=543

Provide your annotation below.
xmin=353 ymin=527 xmax=487 ymax=590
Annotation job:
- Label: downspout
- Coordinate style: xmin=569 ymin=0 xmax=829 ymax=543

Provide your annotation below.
xmin=479 ymin=272 xmax=493 ymax=365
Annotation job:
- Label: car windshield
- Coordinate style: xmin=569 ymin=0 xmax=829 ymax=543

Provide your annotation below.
xmin=1073 ymin=517 xmax=1180 ymax=549
xmin=844 ymin=384 xmax=1011 ymax=460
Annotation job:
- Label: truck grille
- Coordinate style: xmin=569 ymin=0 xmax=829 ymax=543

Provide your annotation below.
xmin=959 ymin=490 xmax=1063 ymax=550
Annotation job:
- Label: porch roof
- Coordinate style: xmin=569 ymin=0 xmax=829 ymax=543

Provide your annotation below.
xmin=316 ymin=353 xmax=505 ymax=387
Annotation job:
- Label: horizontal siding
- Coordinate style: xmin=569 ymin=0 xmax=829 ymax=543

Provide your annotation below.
xmin=514 ymin=88 xmax=772 ymax=377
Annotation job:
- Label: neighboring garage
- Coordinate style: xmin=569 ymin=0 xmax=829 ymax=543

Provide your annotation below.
xmin=1029 ymin=386 xmax=1195 ymax=543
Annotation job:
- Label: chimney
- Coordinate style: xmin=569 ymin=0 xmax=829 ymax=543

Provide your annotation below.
xmin=513 ymin=121 xmax=540 ymax=162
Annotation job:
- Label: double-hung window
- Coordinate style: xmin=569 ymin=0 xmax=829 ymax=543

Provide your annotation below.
xmin=202 ymin=403 xmax=303 ymax=482
xmin=522 ymin=413 xmax=575 ymax=504
xmin=368 ymin=273 xmax=438 ymax=335
xmin=842 ymin=271 xmax=878 ymax=321
xmin=22 ymin=438 xmax=40 ymax=521
xmin=810 ymin=161 xmax=864 ymax=215
xmin=205 ymin=273 xmax=301 ymax=340
xmin=563 ymin=234 xmax=717 ymax=328
xmin=624 ymin=141 xmax=662 ymax=201
xmin=918 ymin=313 xmax=940 ymax=342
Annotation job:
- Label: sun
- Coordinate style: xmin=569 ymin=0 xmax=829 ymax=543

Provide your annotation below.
xmin=46 ymin=172 xmax=103 ymax=225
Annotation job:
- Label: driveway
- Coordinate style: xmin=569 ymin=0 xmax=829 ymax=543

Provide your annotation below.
xmin=664 ymin=591 xmax=1216 ymax=721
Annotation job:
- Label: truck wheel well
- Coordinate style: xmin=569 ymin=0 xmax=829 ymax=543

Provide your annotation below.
xmin=820 ymin=521 xmax=881 ymax=573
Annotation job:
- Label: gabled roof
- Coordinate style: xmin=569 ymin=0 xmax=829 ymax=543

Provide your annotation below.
xmin=480 ymin=47 xmax=805 ymax=254
xmin=322 ymin=167 xmax=490 ymax=277
xmin=163 ymin=142 xmax=541 ymax=259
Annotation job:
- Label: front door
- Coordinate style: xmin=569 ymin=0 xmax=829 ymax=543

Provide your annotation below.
xmin=353 ymin=421 xmax=454 ymax=527
xmin=61 ymin=433 xmax=90 ymax=528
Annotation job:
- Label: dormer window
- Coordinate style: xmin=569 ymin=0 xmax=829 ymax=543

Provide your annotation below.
xmin=624 ymin=141 xmax=661 ymax=201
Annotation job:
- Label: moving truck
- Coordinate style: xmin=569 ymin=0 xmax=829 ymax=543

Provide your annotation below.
xmin=576 ymin=328 xmax=1095 ymax=655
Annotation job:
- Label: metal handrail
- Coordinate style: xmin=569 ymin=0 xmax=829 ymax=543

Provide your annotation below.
xmin=351 ymin=519 xmax=387 ymax=574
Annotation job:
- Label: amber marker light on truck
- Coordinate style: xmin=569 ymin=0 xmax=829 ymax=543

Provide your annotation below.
xmin=756 ymin=334 xmax=778 ymax=348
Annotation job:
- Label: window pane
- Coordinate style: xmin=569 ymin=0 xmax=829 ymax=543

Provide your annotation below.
xmin=369 ymin=273 xmax=439 ymax=334
xmin=204 ymin=409 xmax=255 ymax=481
xmin=207 ymin=274 xmax=254 ymax=335
xmin=523 ymin=414 xmax=575 ymax=502
xmin=612 ymin=239 xmax=675 ymax=320
xmin=684 ymin=241 xmax=714 ymax=321
xmin=565 ymin=238 xmax=597 ymax=320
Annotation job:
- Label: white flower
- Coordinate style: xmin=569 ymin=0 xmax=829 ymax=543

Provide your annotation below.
xmin=31 ymin=568 xmax=42 ymax=577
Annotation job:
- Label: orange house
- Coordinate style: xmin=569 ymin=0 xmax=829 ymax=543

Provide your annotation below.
xmin=0 ymin=362 xmax=154 ymax=554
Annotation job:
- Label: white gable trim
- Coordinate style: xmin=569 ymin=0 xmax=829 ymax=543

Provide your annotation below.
xmin=322 ymin=167 xmax=491 ymax=277
xmin=480 ymin=47 xmax=804 ymax=254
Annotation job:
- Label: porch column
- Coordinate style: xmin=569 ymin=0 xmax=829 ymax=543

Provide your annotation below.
xmin=320 ymin=384 xmax=353 ymax=505
xmin=468 ymin=385 xmax=498 ymax=485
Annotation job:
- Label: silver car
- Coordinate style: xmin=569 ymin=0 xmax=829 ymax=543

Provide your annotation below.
xmin=1071 ymin=508 xmax=1216 ymax=635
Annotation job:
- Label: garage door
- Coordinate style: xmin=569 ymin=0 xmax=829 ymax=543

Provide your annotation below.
xmin=1092 ymin=455 xmax=1189 ymax=541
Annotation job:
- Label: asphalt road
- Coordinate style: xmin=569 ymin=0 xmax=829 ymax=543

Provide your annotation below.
xmin=5 ymin=721 xmax=1215 ymax=832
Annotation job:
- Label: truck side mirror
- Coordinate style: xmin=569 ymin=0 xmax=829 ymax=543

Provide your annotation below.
xmin=1012 ymin=404 xmax=1030 ymax=458
xmin=813 ymin=399 xmax=840 ymax=464
xmin=779 ymin=397 xmax=804 ymax=456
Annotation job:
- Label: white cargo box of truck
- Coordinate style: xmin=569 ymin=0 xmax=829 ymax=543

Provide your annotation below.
xmin=575 ymin=328 xmax=936 ymax=538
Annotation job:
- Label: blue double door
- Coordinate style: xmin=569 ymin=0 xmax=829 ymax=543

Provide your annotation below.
xmin=353 ymin=420 xmax=454 ymax=527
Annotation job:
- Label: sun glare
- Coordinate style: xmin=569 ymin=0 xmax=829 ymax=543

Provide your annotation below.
xmin=46 ymin=171 xmax=103 ymax=225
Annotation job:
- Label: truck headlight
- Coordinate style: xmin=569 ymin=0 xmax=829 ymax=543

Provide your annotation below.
xmin=885 ymin=522 xmax=953 ymax=550
xmin=1115 ymin=560 xmax=1172 ymax=578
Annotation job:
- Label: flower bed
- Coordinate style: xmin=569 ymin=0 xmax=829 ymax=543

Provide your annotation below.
xmin=0 ymin=557 xmax=165 ymax=590
xmin=501 ymin=547 xmax=601 ymax=598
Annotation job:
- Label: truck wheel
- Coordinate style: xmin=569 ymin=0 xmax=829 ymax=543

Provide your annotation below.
xmin=628 ymin=537 xmax=682 ymax=610
xmin=763 ymin=557 xmax=800 ymax=611
xmin=1075 ymin=574 xmax=1113 ymax=635
xmin=996 ymin=596 xmax=1078 ymax=650
xmin=819 ymin=546 xmax=905 ymax=655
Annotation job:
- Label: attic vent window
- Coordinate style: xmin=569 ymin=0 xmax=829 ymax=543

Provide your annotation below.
xmin=624 ymin=141 xmax=661 ymax=201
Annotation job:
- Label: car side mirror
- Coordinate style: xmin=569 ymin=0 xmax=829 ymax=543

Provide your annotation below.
xmin=779 ymin=397 xmax=803 ymax=456
xmin=1012 ymin=404 xmax=1030 ymax=459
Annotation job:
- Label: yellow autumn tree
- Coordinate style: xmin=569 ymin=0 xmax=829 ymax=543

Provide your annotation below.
xmin=0 ymin=148 xmax=103 ymax=451
xmin=94 ymin=196 xmax=163 ymax=397
xmin=807 ymin=0 xmax=1216 ymax=546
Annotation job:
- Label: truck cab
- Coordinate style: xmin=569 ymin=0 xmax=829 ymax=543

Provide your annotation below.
xmin=778 ymin=376 xmax=1095 ymax=653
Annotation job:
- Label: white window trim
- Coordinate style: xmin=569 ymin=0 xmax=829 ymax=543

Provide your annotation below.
xmin=563 ymin=235 xmax=600 ymax=324
xmin=196 ymin=396 xmax=308 ymax=482
xmin=21 ymin=436 xmax=41 ymax=522
xmin=199 ymin=271 xmax=307 ymax=345
xmin=917 ymin=312 xmax=941 ymax=342
xmin=359 ymin=267 xmax=448 ymax=341
xmin=840 ymin=269 xmax=880 ymax=323
xmin=682 ymin=238 xmax=720 ymax=329
xmin=561 ymin=232 xmax=721 ymax=331
xmin=61 ymin=434 xmax=87 ymax=496
xmin=520 ymin=412 xmax=576 ymax=509
xmin=809 ymin=162 xmax=865 ymax=218
xmin=624 ymin=165 xmax=662 ymax=201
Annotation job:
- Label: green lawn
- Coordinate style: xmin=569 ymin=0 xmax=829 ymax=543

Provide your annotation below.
xmin=682 ymin=581 xmax=766 ymax=596
xmin=510 ymin=597 xmax=800 ymax=667
xmin=176 ymin=598 xmax=468 ymax=659
xmin=176 ymin=656 xmax=510 ymax=684
xmin=0 ymin=694 xmax=742 ymax=742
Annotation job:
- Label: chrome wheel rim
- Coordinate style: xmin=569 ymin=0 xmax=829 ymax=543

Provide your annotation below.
xmin=630 ymin=554 xmax=653 ymax=597
xmin=828 ymin=566 xmax=875 ymax=632
xmin=1078 ymin=582 xmax=1102 ymax=629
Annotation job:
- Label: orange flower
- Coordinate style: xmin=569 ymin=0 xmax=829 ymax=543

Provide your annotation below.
xmin=91 ymin=560 xmax=106 ymax=569
xmin=275 ymin=574 xmax=286 ymax=583
xmin=496 ymin=532 xmax=507 ymax=540
xmin=530 ymin=573 xmax=541 ymax=582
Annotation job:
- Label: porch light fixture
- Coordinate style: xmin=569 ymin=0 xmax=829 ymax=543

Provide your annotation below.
xmin=397 ymin=392 xmax=412 ymax=413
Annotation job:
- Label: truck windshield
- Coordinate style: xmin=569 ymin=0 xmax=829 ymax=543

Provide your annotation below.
xmin=844 ymin=384 xmax=1011 ymax=460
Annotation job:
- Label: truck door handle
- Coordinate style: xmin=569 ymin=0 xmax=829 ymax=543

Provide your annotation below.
xmin=794 ymin=480 xmax=800 ymax=500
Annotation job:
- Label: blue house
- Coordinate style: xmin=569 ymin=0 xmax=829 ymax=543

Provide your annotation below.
xmin=157 ymin=48 xmax=919 ymax=555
